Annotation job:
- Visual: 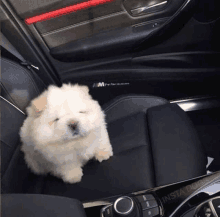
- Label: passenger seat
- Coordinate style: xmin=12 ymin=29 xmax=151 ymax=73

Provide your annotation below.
xmin=1 ymin=57 xmax=207 ymax=202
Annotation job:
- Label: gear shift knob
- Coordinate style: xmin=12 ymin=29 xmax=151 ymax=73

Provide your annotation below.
xmin=113 ymin=196 xmax=137 ymax=217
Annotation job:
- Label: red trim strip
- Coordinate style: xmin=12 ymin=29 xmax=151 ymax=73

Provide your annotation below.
xmin=25 ymin=0 xmax=115 ymax=25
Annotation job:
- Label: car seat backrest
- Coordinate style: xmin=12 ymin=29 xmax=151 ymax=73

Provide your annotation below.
xmin=0 ymin=57 xmax=46 ymax=113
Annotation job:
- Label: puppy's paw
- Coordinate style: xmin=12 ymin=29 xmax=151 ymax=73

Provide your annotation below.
xmin=62 ymin=167 xmax=83 ymax=184
xmin=95 ymin=149 xmax=113 ymax=163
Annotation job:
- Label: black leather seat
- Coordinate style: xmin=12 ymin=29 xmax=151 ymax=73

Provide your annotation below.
xmin=2 ymin=194 xmax=87 ymax=217
xmin=1 ymin=57 xmax=207 ymax=202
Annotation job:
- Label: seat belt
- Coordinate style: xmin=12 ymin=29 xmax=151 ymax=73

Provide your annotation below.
xmin=0 ymin=32 xmax=39 ymax=70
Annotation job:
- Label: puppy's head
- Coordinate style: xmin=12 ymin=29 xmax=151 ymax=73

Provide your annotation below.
xmin=27 ymin=83 xmax=105 ymax=146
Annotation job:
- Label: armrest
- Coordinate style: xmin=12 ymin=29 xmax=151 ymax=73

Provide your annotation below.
xmin=2 ymin=194 xmax=87 ymax=217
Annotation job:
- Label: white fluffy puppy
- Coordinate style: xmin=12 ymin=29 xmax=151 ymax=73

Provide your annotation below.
xmin=20 ymin=84 xmax=113 ymax=183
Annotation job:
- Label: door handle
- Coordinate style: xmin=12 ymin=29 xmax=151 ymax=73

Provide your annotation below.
xmin=131 ymin=1 xmax=168 ymax=15
xmin=123 ymin=0 xmax=170 ymax=17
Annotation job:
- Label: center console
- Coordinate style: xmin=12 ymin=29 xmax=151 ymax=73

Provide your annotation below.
xmin=101 ymin=194 xmax=161 ymax=217
xmin=83 ymin=171 xmax=220 ymax=217
xmin=100 ymin=194 xmax=160 ymax=217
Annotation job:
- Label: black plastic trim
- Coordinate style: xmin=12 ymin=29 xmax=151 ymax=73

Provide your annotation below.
xmin=50 ymin=18 xmax=167 ymax=62
xmin=134 ymin=0 xmax=197 ymax=52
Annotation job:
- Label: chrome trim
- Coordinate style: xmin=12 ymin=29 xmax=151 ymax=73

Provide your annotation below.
xmin=83 ymin=201 xmax=111 ymax=208
xmin=194 ymin=196 xmax=220 ymax=217
xmin=170 ymin=96 xmax=214 ymax=103
xmin=181 ymin=0 xmax=191 ymax=11
xmin=209 ymin=200 xmax=218 ymax=217
xmin=114 ymin=196 xmax=134 ymax=215
xmin=199 ymin=181 xmax=220 ymax=196
xmin=101 ymin=204 xmax=113 ymax=217
xmin=170 ymin=96 xmax=220 ymax=112
xmin=131 ymin=1 xmax=168 ymax=15
xmin=0 ymin=96 xmax=26 ymax=115
xmin=31 ymin=64 xmax=39 ymax=70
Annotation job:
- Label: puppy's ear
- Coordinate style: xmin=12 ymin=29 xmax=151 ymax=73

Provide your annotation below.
xmin=27 ymin=91 xmax=48 ymax=117
xmin=80 ymin=85 xmax=89 ymax=94
xmin=32 ymin=95 xmax=47 ymax=113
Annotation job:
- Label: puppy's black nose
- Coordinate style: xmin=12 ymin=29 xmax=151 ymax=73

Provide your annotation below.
xmin=69 ymin=123 xmax=78 ymax=131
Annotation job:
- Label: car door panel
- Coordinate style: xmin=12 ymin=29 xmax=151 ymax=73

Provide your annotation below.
xmin=47 ymin=0 xmax=193 ymax=61
xmin=7 ymin=0 xmax=192 ymax=59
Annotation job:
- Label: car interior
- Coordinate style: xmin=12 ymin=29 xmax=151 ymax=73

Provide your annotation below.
xmin=1 ymin=0 xmax=220 ymax=216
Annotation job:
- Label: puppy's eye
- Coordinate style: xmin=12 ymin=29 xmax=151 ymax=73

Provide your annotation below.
xmin=79 ymin=111 xmax=87 ymax=114
xmin=54 ymin=118 xmax=59 ymax=122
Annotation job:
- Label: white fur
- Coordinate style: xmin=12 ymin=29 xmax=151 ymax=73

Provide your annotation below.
xmin=20 ymin=84 xmax=113 ymax=183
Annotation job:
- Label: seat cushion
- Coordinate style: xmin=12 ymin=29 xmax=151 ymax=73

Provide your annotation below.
xmin=1 ymin=95 xmax=207 ymax=202
xmin=2 ymin=194 xmax=86 ymax=217
xmin=2 ymin=109 xmax=156 ymax=201
xmin=41 ymin=112 xmax=156 ymax=201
